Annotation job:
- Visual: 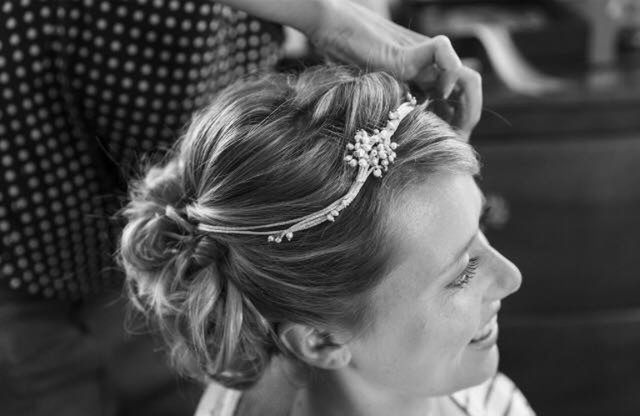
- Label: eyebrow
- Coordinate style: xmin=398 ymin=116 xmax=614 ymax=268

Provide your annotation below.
xmin=436 ymin=191 xmax=487 ymax=277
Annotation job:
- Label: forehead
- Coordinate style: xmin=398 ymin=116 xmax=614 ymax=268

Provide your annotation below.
xmin=382 ymin=173 xmax=482 ymax=291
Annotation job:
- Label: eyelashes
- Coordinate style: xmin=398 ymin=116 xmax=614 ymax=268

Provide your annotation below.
xmin=449 ymin=256 xmax=480 ymax=289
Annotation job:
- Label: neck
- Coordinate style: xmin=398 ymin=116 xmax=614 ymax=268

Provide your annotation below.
xmin=290 ymin=368 xmax=440 ymax=416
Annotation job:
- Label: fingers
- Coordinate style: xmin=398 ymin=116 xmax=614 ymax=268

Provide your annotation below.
xmin=405 ymin=36 xmax=482 ymax=141
xmin=430 ymin=36 xmax=463 ymax=98
xmin=409 ymin=35 xmax=462 ymax=98
xmin=451 ymin=65 xmax=483 ymax=141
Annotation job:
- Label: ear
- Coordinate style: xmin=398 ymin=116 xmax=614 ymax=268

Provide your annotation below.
xmin=278 ymin=323 xmax=352 ymax=370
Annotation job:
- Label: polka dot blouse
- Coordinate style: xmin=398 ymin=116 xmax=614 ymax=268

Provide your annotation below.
xmin=0 ymin=0 xmax=283 ymax=300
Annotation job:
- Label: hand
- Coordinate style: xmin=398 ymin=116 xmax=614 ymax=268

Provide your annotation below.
xmin=310 ymin=1 xmax=482 ymax=142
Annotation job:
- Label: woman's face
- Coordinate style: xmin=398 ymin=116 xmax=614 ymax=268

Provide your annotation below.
xmin=347 ymin=172 xmax=522 ymax=397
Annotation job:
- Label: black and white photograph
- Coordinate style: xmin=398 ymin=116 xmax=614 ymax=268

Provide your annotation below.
xmin=1 ymin=1 xmax=639 ymax=415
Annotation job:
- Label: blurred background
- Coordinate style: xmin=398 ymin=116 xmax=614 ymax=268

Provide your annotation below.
xmin=2 ymin=1 xmax=637 ymax=415
xmin=283 ymin=0 xmax=640 ymax=415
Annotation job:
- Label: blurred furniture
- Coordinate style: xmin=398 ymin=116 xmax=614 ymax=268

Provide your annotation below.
xmin=404 ymin=1 xmax=569 ymax=95
xmin=403 ymin=0 xmax=640 ymax=92
xmin=561 ymin=0 xmax=640 ymax=66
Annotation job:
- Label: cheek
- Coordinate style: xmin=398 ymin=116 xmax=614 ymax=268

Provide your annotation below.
xmin=394 ymin=293 xmax=476 ymax=363
xmin=349 ymin=291 xmax=485 ymax=394
xmin=430 ymin=292 xmax=482 ymax=351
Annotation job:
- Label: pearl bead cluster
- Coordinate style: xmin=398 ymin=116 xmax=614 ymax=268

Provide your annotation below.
xmin=343 ymin=94 xmax=416 ymax=180
xmin=344 ymin=127 xmax=398 ymax=178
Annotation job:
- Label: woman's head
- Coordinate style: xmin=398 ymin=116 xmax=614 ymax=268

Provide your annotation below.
xmin=119 ymin=66 xmax=519 ymax=394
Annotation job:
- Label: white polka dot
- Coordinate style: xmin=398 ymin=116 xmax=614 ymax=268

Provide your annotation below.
xmin=12 ymin=50 xmax=24 ymax=62
xmin=249 ymin=20 xmax=262 ymax=32
xmin=126 ymin=44 xmax=138 ymax=55
xmin=108 ymin=2 xmax=123 ymax=15
xmin=123 ymin=60 xmax=135 ymax=72
xmin=161 ymin=33 xmax=173 ymax=45
xmin=133 ymin=10 xmax=145 ymax=24
xmin=187 ymin=69 xmax=199 ymax=80
xmin=158 ymin=50 xmax=171 ymax=61
xmin=196 ymin=20 xmax=209 ymax=34
xmin=23 ymin=10 xmax=34 ymax=23
xmin=6 ymin=17 xmax=17 ymax=30
xmin=145 ymin=30 xmax=157 ymax=42
xmin=249 ymin=35 xmax=260 ymax=47
xmin=150 ymin=11 xmax=166 ymax=24
xmin=26 ymin=27 xmax=37 ymax=40
xmin=129 ymin=27 xmax=141 ymax=39
xmin=156 ymin=66 xmax=168 ymax=78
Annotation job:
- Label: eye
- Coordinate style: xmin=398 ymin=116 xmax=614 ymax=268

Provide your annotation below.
xmin=449 ymin=256 xmax=480 ymax=289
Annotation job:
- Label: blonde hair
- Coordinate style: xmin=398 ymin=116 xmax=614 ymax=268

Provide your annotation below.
xmin=119 ymin=66 xmax=479 ymax=389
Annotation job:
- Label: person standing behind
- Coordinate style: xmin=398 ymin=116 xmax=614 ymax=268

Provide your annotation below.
xmin=0 ymin=1 xmax=481 ymax=415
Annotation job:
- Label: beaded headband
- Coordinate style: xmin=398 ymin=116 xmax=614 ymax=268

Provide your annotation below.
xmin=197 ymin=93 xmax=417 ymax=243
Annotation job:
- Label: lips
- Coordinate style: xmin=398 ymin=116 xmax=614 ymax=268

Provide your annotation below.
xmin=470 ymin=316 xmax=498 ymax=344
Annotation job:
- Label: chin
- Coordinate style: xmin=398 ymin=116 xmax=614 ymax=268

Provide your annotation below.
xmin=458 ymin=345 xmax=500 ymax=391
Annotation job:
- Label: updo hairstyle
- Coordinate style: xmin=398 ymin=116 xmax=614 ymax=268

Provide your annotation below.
xmin=119 ymin=66 xmax=479 ymax=389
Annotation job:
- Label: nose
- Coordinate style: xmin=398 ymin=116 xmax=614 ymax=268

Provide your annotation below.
xmin=485 ymin=246 xmax=522 ymax=301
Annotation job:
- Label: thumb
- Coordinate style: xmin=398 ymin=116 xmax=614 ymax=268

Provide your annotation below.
xmin=402 ymin=37 xmax=463 ymax=98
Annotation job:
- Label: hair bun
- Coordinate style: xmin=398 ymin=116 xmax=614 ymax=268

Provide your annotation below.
xmin=120 ymin=159 xmax=275 ymax=388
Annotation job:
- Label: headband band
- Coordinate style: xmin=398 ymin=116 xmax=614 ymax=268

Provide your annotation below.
xmin=197 ymin=93 xmax=417 ymax=243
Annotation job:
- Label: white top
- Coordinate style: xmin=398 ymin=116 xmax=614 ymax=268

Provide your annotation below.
xmin=195 ymin=372 xmax=536 ymax=416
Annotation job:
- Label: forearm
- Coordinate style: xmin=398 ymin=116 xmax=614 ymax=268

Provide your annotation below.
xmin=215 ymin=0 xmax=333 ymax=36
xmin=215 ymin=0 xmax=413 ymax=67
